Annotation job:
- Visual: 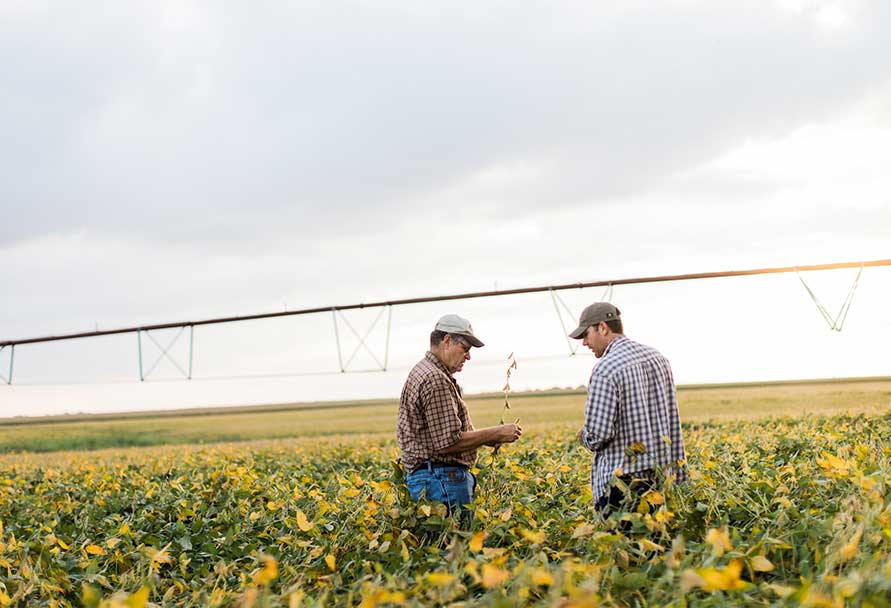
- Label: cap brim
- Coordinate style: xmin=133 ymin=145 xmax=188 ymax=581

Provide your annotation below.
xmin=453 ymin=332 xmax=483 ymax=348
xmin=568 ymin=325 xmax=587 ymax=339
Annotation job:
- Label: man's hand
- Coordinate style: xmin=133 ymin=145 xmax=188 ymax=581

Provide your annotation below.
xmin=496 ymin=422 xmax=522 ymax=444
xmin=576 ymin=427 xmax=585 ymax=444
xmin=441 ymin=423 xmax=523 ymax=453
xmin=488 ymin=423 xmax=523 ymax=449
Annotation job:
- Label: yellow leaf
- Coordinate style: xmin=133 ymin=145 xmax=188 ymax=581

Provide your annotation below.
xmin=817 ymin=452 xmax=851 ymax=478
xmin=644 ymin=490 xmax=665 ymax=505
xmin=464 ymin=561 xmax=480 ymax=584
xmin=469 ymin=532 xmax=486 ymax=552
xmin=764 ymin=583 xmax=796 ymax=598
xmin=148 ymin=547 xmax=172 ymax=564
xmin=500 ymin=507 xmax=513 ymax=522
xmin=775 ymin=496 xmax=793 ymax=508
xmin=520 ymin=528 xmax=546 ymax=544
xmin=571 ymin=523 xmax=596 ymax=539
xmin=419 ymin=504 xmax=431 ymax=517
xmin=696 ymin=560 xmax=748 ymax=591
xmin=836 ymin=577 xmax=861 ymax=598
xmin=638 ymin=539 xmax=665 ymax=553
xmin=529 ymin=569 xmax=554 ymax=586
xmin=750 ymin=555 xmax=774 ymax=572
xmin=839 ymin=530 xmax=862 ymax=562
xmin=859 ymin=477 xmax=876 ymax=492
xmin=481 ymin=563 xmax=510 ymax=588
xmin=325 ymin=554 xmax=336 ymax=571
xmin=126 ymin=586 xmax=150 ymax=608
xmin=82 ymin=584 xmax=101 ymax=606
xmin=425 ymin=572 xmax=456 ymax=587
xmin=288 ymin=590 xmax=305 ymax=608
xmin=85 ymin=544 xmax=106 ymax=556
xmin=253 ymin=557 xmax=278 ymax=586
xmin=106 ymin=537 xmax=121 ymax=549
xmin=119 ymin=523 xmax=130 ymax=535
xmin=400 ymin=541 xmax=409 ymax=562
xmin=705 ymin=528 xmax=733 ymax=556
xmin=56 ymin=538 xmax=70 ymax=550
xmin=680 ymin=569 xmax=705 ymax=593
xmin=295 ymin=509 xmax=314 ymax=532
xmin=0 ymin=590 xmax=10 ymax=607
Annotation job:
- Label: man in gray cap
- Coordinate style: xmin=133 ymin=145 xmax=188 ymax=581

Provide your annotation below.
xmin=569 ymin=303 xmax=687 ymax=521
xmin=397 ymin=314 xmax=522 ymax=523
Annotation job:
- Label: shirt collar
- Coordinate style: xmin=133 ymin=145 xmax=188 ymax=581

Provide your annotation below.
xmin=425 ymin=350 xmax=454 ymax=377
xmin=602 ymin=334 xmax=627 ymax=358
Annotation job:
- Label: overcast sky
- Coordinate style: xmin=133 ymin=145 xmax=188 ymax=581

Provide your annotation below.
xmin=2 ymin=0 xmax=891 ymax=417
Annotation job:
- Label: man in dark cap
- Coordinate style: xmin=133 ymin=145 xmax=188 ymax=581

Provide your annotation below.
xmin=397 ymin=314 xmax=522 ymax=522
xmin=569 ymin=303 xmax=687 ymax=520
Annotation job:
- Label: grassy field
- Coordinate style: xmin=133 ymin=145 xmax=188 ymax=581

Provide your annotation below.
xmin=1 ymin=377 xmax=890 ymax=453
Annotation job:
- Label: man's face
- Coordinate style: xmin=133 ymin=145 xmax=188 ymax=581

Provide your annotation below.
xmin=582 ymin=322 xmax=609 ymax=358
xmin=444 ymin=335 xmax=472 ymax=373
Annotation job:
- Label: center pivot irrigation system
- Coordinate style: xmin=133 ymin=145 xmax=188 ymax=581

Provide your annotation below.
xmin=1 ymin=258 xmax=888 ymax=386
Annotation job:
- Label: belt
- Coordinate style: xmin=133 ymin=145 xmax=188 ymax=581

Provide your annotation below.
xmin=409 ymin=461 xmax=468 ymax=474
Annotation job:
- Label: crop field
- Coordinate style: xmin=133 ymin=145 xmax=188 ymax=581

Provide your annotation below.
xmin=2 ymin=378 xmax=890 ymax=454
xmin=1 ymin=380 xmax=891 ymax=606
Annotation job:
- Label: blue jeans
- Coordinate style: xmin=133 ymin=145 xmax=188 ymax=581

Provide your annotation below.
xmin=406 ymin=463 xmax=476 ymax=525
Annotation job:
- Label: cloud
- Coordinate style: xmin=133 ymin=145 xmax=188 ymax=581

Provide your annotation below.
xmin=3 ymin=1 xmax=891 ymax=248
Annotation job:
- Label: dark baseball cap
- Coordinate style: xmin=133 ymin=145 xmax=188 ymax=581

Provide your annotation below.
xmin=568 ymin=302 xmax=621 ymax=339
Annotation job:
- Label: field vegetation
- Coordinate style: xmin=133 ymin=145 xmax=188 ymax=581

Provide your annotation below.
xmin=2 ymin=412 xmax=891 ymax=606
xmin=2 ymin=378 xmax=890 ymax=454
xmin=1 ymin=378 xmax=890 ymax=606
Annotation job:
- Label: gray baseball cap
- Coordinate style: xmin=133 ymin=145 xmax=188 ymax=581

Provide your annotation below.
xmin=434 ymin=314 xmax=484 ymax=347
xmin=568 ymin=302 xmax=621 ymax=339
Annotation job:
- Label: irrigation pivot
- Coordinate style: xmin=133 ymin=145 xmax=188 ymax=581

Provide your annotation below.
xmin=1 ymin=257 xmax=888 ymax=383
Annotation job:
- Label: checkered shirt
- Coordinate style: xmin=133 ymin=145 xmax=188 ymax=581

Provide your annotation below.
xmin=397 ymin=351 xmax=477 ymax=472
xmin=581 ymin=335 xmax=688 ymax=501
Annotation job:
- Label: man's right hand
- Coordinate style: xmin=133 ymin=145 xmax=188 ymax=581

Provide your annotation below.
xmin=497 ymin=423 xmax=522 ymax=444
xmin=442 ymin=423 xmax=524 ymax=452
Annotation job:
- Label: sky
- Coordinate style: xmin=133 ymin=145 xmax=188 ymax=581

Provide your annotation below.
xmin=2 ymin=0 xmax=890 ymax=418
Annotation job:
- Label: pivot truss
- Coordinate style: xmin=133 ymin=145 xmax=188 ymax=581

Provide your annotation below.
xmin=796 ymin=264 xmax=863 ymax=332
xmin=137 ymin=325 xmax=194 ymax=381
xmin=1 ymin=258 xmax=888 ymax=385
xmin=331 ymin=305 xmax=393 ymax=372
xmin=0 ymin=345 xmax=12 ymax=385
xmin=549 ymin=284 xmax=614 ymax=355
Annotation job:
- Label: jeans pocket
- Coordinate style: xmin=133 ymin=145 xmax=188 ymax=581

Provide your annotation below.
xmin=439 ymin=470 xmax=473 ymax=507
xmin=406 ymin=473 xmax=429 ymax=501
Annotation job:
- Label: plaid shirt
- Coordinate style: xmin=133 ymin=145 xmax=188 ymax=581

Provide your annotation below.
xmin=397 ymin=351 xmax=477 ymax=471
xmin=581 ymin=335 xmax=688 ymax=501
